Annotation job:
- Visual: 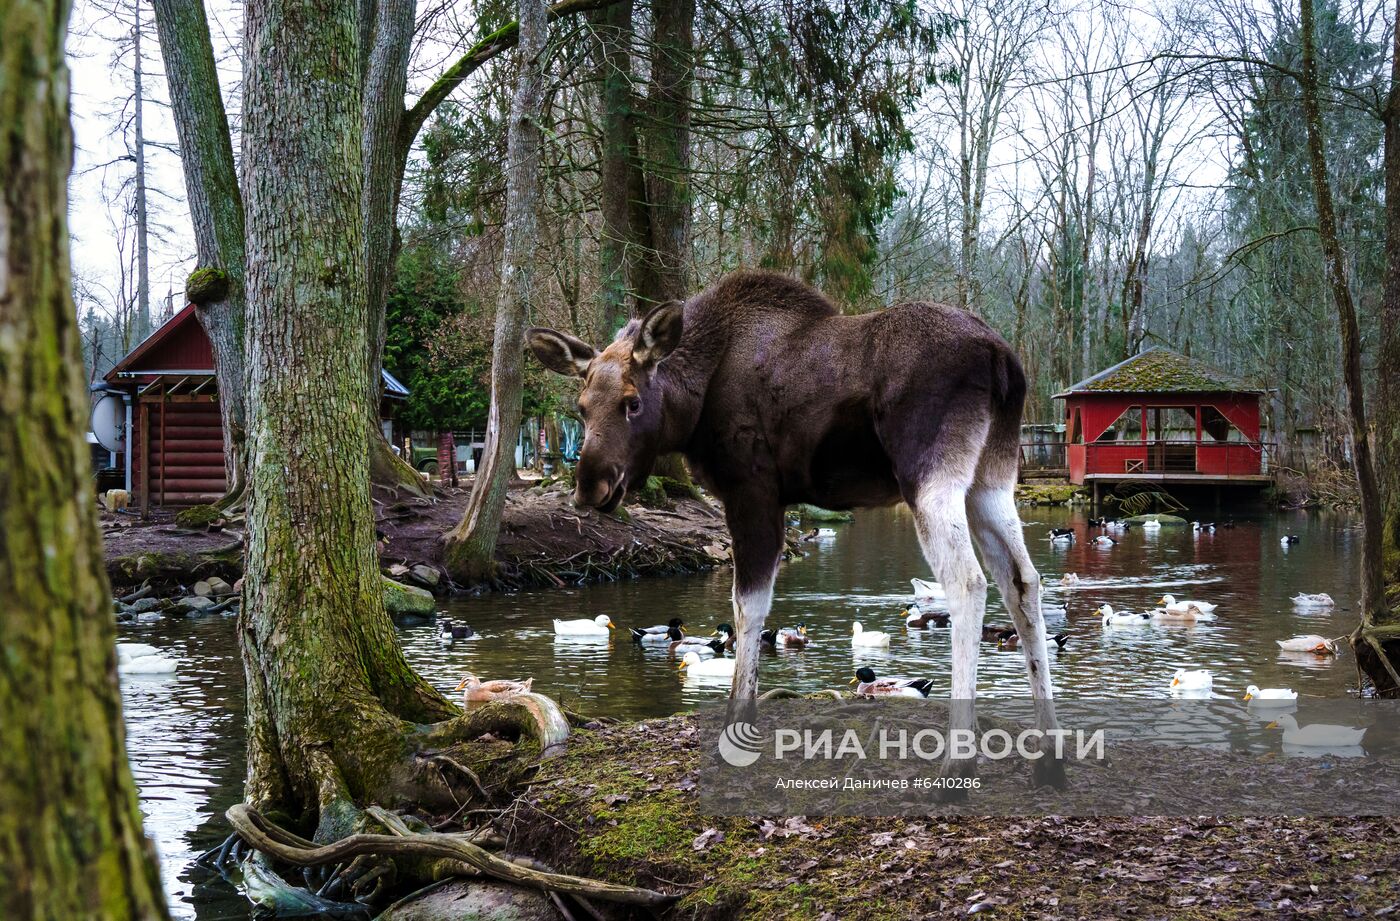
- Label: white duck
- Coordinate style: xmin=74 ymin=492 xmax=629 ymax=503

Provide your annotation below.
xmin=1059 ymin=573 xmax=1081 ymax=586
xmin=1169 ymin=668 xmax=1213 ymax=691
xmin=1243 ymin=684 xmax=1297 ymax=703
xmin=1266 ymin=714 xmax=1366 ymax=747
xmin=116 ymin=643 xmax=177 ymax=675
xmin=1159 ymin=594 xmax=1218 ymax=615
xmin=1141 ymin=518 xmax=1162 ymax=531
xmin=1098 ymin=604 xmax=1151 ymax=626
xmin=1276 ymin=634 xmax=1338 ymax=655
xmin=910 ymin=578 xmax=945 ymax=601
xmin=851 ymin=621 xmax=892 ymax=648
xmin=1090 ymin=535 xmax=1116 ymax=547
xmin=1291 ymin=593 xmax=1335 ymax=608
xmin=677 ymin=650 xmax=736 ymax=678
xmin=553 ymin=614 xmax=615 ymax=637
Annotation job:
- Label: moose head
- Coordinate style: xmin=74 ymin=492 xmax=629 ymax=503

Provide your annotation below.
xmin=526 ymin=301 xmax=684 ymax=512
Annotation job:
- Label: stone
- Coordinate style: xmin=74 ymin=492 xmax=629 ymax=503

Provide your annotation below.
xmin=183 ymin=595 xmax=217 ymax=612
xmin=127 ymin=597 xmax=163 ymax=614
xmin=193 ymin=580 xmax=214 ymax=597
xmin=376 ymin=880 xmax=557 ymax=921
xmin=206 ymin=576 xmax=234 ymax=596
xmin=383 ymin=577 xmax=435 ymax=616
xmin=409 ymin=564 xmax=441 ymax=588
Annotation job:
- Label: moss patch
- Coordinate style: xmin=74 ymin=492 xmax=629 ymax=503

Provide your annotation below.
xmin=791 ymin=504 xmax=855 ymax=523
xmin=1015 ymin=483 xmax=1085 ymax=506
xmin=174 ymin=504 xmax=223 ymax=529
xmin=1075 ymin=347 xmax=1260 ymax=394
xmin=185 ymin=266 xmax=230 ymax=305
xmin=510 ymin=716 xmax=1400 ymax=920
xmin=1122 ymin=513 xmax=1189 ymax=526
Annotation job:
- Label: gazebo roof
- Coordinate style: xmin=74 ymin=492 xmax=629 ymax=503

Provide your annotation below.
xmin=1055 ymin=347 xmax=1262 ymax=398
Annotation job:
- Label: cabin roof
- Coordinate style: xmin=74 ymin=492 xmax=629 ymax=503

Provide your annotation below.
xmin=106 ymin=303 xmax=410 ymax=399
xmin=1055 ymin=347 xmax=1262 ymax=398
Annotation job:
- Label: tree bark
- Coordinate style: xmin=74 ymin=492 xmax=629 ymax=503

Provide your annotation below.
xmin=1297 ymin=0 xmax=1393 ymax=693
xmin=443 ymin=0 xmax=547 ymax=584
xmin=151 ymin=0 xmax=248 ymax=501
xmin=132 ymin=3 xmax=151 ymax=340
xmin=0 ymin=0 xmax=169 ymax=913
xmin=592 ymin=0 xmax=640 ymax=341
xmin=1379 ymin=1 xmax=1400 ymax=591
xmin=639 ymin=0 xmax=694 ymax=306
xmin=239 ymin=0 xmax=456 ymax=824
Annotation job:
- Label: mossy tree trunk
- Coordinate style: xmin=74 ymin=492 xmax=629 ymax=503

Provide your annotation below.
xmin=239 ymin=0 xmax=459 ymax=827
xmin=443 ymin=0 xmax=547 ymax=584
xmin=592 ymin=0 xmax=641 ymax=342
xmin=640 ymin=0 xmax=694 ymax=307
xmin=152 ymin=0 xmax=248 ymax=504
xmin=0 ymin=0 xmax=168 ymax=913
xmin=1298 ymin=0 xmax=1395 ymax=694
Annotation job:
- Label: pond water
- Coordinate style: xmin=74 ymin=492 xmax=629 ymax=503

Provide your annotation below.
xmin=117 ymin=505 xmax=1365 ymax=918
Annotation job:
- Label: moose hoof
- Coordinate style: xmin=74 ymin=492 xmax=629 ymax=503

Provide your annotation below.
xmin=1031 ymin=753 xmax=1068 ymax=790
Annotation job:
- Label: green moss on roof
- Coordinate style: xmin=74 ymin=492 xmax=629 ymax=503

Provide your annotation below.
xmin=1066 ymin=347 xmax=1260 ymax=394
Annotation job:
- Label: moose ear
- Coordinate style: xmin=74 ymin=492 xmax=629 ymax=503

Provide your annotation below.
xmin=632 ymin=300 xmax=684 ymax=368
xmin=526 ymin=327 xmax=596 ymax=378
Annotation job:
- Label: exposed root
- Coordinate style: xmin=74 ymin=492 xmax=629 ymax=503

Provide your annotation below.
xmin=759 ymin=686 xmax=845 ymax=701
xmin=227 ymin=804 xmax=674 ymax=906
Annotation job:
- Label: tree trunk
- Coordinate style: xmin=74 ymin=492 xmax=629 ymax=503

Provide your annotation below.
xmin=640 ymin=0 xmax=693 ymax=306
xmin=239 ymin=0 xmax=457 ymax=825
xmin=592 ymin=0 xmax=639 ymax=341
xmin=132 ymin=3 xmax=151 ymax=341
xmin=0 ymin=0 xmax=169 ymax=913
xmin=1298 ymin=0 xmax=1394 ymax=694
xmin=442 ymin=0 xmax=547 ymax=584
xmin=151 ymin=0 xmax=248 ymax=502
xmin=1379 ymin=5 xmax=1400 ymax=590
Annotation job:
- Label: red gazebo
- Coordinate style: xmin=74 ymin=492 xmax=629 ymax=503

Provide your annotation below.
xmin=1055 ymin=347 xmax=1271 ymax=503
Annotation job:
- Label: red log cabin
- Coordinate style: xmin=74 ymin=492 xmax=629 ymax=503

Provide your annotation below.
xmin=99 ymin=304 xmax=408 ymax=510
xmin=1055 ymin=347 xmax=1272 ymax=504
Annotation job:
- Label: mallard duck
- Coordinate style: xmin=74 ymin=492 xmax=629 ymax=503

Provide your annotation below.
xmin=1265 ymin=714 xmax=1366 ymax=747
xmin=438 ymin=619 xmax=474 ymax=644
xmin=711 ymin=623 xmax=736 ymax=652
xmin=1159 ymin=594 xmax=1218 ymax=615
xmin=1059 ymin=573 xmax=1081 ymax=586
xmin=456 ymin=674 xmax=532 ymax=702
xmin=1048 ymin=528 xmax=1074 ymax=543
xmin=910 ymin=578 xmax=945 ymax=601
xmin=1291 ymin=593 xmax=1335 ymax=608
xmin=1098 ymin=604 xmax=1151 ymax=626
xmin=661 ymin=626 xmax=716 ymax=657
xmin=1243 ymin=684 xmax=1296 ymax=703
xmin=981 ymin=624 xmax=1017 ymax=643
xmin=116 ymin=643 xmax=177 ymax=675
xmin=678 ymin=650 xmax=736 ymax=677
xmin=851 ymin=621 xmax=891 ymax=647
xmin=761 ymin=624 xmax=809 ymax=648
xmin=1152 ymin=605 xmax=1215 ymax=624
xmin=1169 ymin=668 xmax=1213 ymax=691
xmin=553 ymin=614 xmax=615 ymax=636
xmin=1192 ymin=521 xmax=1216 ymax=533
xmin=1090 ymin=535 xmax=1116 ymax=547
xmin=1276 ymin=634 xmax=1338 ymax=655
xmin=1088 ymin=517 xmax=1107 ymax=527
xmin=1280 ymin=534 xmax=1300 ymax=545
xmin=631 ymin=617 xmax=685 ymax=642
xmin=903 ymin=606 xmax=949 ymax=629
xmin=997 ymin=631 xmax=1069 ymax=651
xmin=850 ymin=666 xmax=931 ymax=698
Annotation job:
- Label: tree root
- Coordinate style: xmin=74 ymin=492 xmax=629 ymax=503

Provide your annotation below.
xmin=759 ymin=686 xmax=845 ymax=701
xmin=226 ymin=804 xmax=674 ymax=907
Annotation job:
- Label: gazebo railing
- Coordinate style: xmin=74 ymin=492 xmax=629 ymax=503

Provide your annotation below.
xmin=1080 ymin=439 xmax=1274 ymax=477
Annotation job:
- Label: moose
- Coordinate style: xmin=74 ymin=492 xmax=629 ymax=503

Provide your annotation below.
xmin=528 ymin=270 xmax=1064 ymax=786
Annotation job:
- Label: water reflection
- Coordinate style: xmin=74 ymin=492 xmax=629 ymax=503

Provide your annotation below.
xmin=119 ymin=504 xmax=1364 ymax=918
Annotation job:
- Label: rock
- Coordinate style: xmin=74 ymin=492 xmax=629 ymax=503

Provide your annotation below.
xmin=193 ymin=580 xmax=214 ymax=597
xmin=127 ymin=597 xmax=163 ymax=614
xmin=1123 ymin=513 xmax=1189 ymax=526
xmin=387 ymin=563 xmax=411 ymax=577
xmin=377 ymin=880 xmax=557 ymax=921
xmin=183 ymin=595 xmax=217 ymax=612
xmin=383 ymin=577 xmax=435 ymax=616
xmin=233 ymin=577 xmax=244 ymax=593
xmin=791 ymin=503 xmax=854 ymax=522
xmin=174 ymin=504 xmax=224 ymax=529
xmin=135 ymin=611 xmax=163 ymax=623
xmin=408 ymin=564 xmax=441 ymax=589
xmin=206 ymin=576 xmax=234 ymax=596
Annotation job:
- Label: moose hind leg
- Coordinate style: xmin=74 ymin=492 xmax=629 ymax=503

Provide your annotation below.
xmin=967 ymin=483 xmax=1066 ymax=789
xmin=911 ymin=473 xmax=987 ymax=789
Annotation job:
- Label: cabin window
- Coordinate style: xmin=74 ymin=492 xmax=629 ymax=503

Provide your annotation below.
xmin=1069 ymin=408 xmax=1083 ymax=444
xmin=1096 ymin=406 xmax=1142 ymax=443
xmin=1200 ymin=405 xmax=1247 ymax=442
xmin=1147 ymin=406 xmax=1198 ymax=442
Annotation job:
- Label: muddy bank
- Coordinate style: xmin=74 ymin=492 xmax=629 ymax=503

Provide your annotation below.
xmin=102 ymin=478 xmax=748 ymax=595
xmin=505 ymin=715 xmax=1400 ymax=920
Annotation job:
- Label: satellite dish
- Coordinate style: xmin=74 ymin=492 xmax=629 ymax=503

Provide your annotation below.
xmin=90 ymin=393 xmax=125 ymax=453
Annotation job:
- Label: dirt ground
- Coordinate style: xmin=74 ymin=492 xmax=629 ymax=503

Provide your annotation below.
xmin=504 ymin=715 xmax=1400 ymax=920
xmin=102 ymin=477 xmax=740 ymax=593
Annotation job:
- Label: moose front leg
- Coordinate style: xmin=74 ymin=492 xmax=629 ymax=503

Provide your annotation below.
xmin=724 ymin=500 xmax=784 ymax=708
